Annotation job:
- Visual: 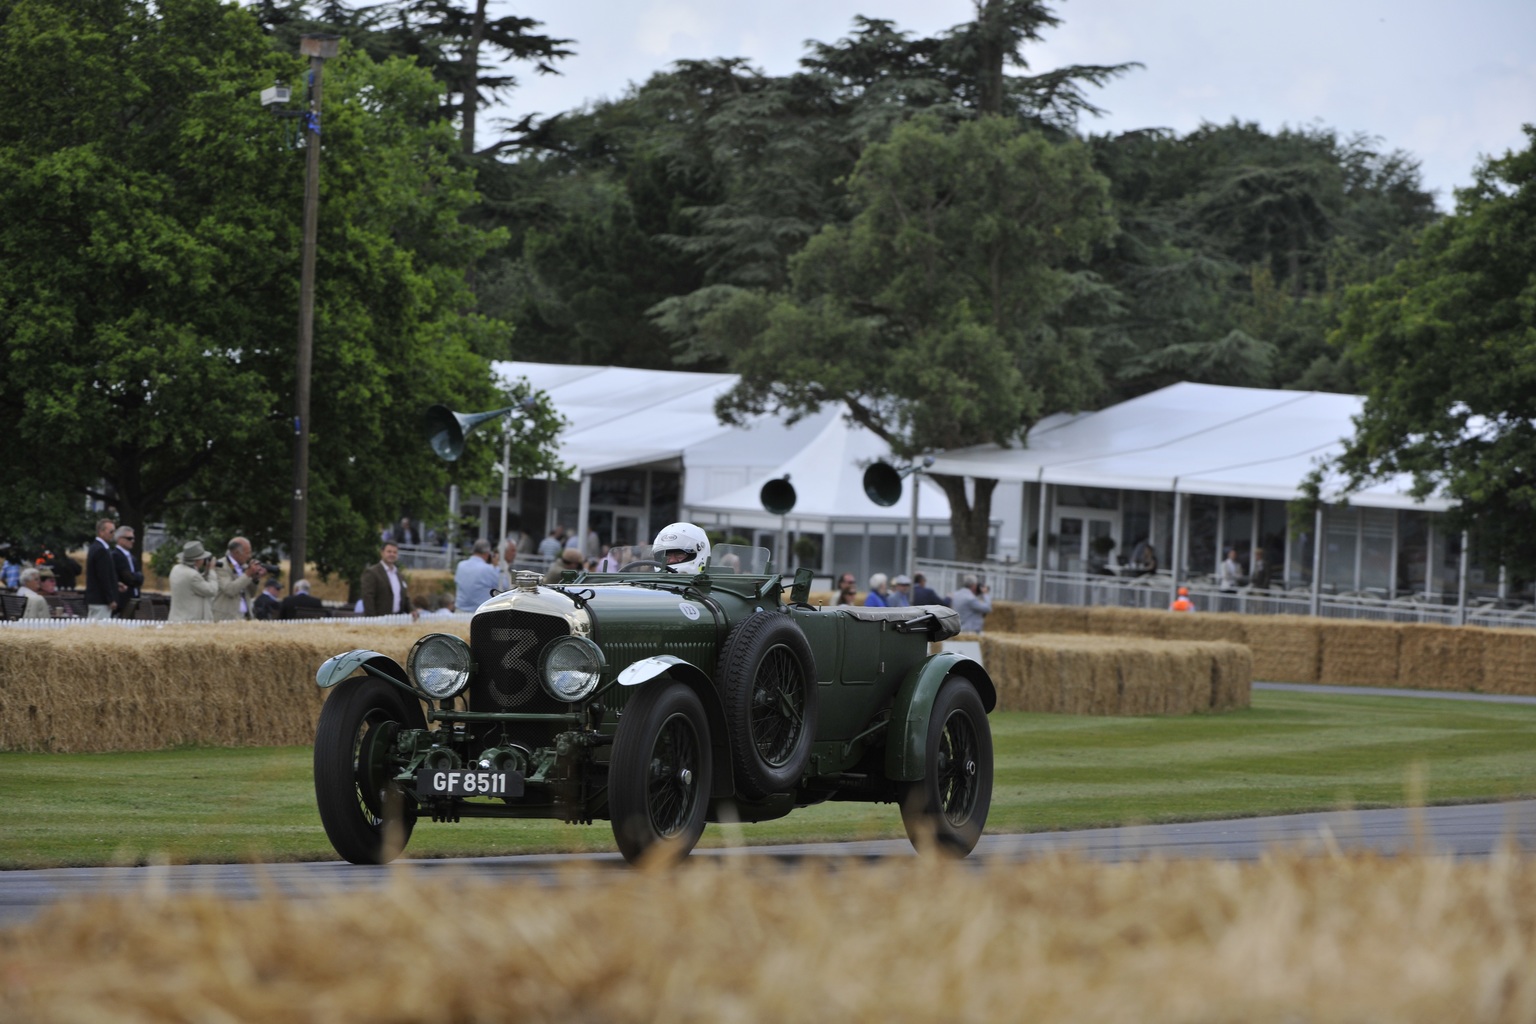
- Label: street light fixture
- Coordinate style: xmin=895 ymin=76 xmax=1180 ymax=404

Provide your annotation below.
xmin=264 ymin=34 xmax=339 ymax=585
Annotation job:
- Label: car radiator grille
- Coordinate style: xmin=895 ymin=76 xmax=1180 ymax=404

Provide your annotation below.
xmin=469 ymin=609 xmax=572 ymax=716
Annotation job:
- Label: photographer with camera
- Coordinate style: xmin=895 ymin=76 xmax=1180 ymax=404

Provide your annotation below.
xmin=950 ymin=573 xmax=993 ymax=634
xmin=212 ymin=536 xmax=266 ymax=621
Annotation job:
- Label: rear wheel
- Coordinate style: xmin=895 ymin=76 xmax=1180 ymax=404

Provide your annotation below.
xmin=609 ymin=681 xmax=712 ymax=865
xmin=719 ymin=612 xmax=818 ymax=799
xmin=314 ymin=677 xmax=424 ymax=864
xmin=900 ymin=677 xmax=993 ymax=857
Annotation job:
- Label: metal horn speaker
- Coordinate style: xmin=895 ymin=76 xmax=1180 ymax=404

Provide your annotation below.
xmin=760 ymin=476 xmax=796 ymax=516
xmin=862 ymin=461 xmax=904 ymax=507
xmin=422 ymin=404 xmax=519 ymax=462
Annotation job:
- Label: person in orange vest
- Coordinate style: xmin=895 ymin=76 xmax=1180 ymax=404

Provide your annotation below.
xmin=1170 ymin=586 xmax=1195 ymax=612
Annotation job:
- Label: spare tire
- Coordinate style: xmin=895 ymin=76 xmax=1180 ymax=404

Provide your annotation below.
xmin=718 ymin=611 xmax=819 ymax=799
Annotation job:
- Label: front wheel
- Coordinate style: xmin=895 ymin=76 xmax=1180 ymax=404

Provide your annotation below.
xmin=314 ymin=676 xmax=424 ymax=864
xmin=609 ymin=681 xmax=712 ymax=865
xmin=900 ymin=677 xmax=993 ymax=857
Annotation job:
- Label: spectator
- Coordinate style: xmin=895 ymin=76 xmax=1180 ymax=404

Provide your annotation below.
xmin=360 ymin=541 xmax=416 ymax=618
xmin=37 ymin=570 xmax=72 ymax=615
xmin=543 ymin=545 xmax=586 ymax=584
xmin=911 ymin=572 xmax=946 ymax=607
xmin=392 ymin=516 xmax=421 ymax=546
xmin=497 ymin=539 xmax=521 ymax=591
xmin=1218 ymin=548 xmax=1243 ymax=593
xmin=1129 ymin=536 xmax=1158 ymax=575
xmin=455 ymin=538 xmax=501 ymax=613
xmin=1250 ymin=549 xmax=1272 ymax=590
xmin=253 ymin=578 xmax=284 ymax=620
xmin=17 ymin=567 xmax=50 ymax=619
xmin=537 ymin=528 xmax=564 ymax=563
xmin=110 ymin=525 xmax=144 ymax=619
xmin=864 ymin=573 xmax=891 ymax=607
xmin=37 ymin=547 xmax=78 ymax=590
xmin=950 ymin=573 xmax=992 ymax=633
xmin=1170 ymin=586 xmax=1196 ymax=612
xmin=212 ymin=536 xmax=266 ymax=621
xmin=834 ymin=572 xmax=859 ymax=605
xmin=280 ymin=579 xmax=326 ymax=619
xmin=168 ymin=541 xmax=218 ymax=622
xmin=888 ymin=574 xmax=913 ymax=607
xmin=0 ymin=549 xmax=19 ymax=589
xmin=83 ymin=518 xmax=120 ymax=619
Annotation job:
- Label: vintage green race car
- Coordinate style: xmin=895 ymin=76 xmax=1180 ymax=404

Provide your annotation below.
xmin=312 ymin=545 xmax=995 ymax=865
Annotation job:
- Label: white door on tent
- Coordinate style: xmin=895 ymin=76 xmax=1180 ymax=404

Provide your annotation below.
xmin=1055 ymin=510 xmax=1119 ymax=574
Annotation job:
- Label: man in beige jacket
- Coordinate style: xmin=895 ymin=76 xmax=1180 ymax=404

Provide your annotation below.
xmin=211 ymin=536 xmax=266 ymax=621
xmin=168 ymin=541 xmax=219 ymax=623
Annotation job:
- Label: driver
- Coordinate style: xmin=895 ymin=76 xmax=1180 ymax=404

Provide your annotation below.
xmin=651 ymin=522 xmax=710 ymax=574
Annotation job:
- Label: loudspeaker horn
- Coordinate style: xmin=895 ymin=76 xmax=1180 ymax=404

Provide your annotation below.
xmin=760 ymin=476 xmax=796 ymax=515
xmin=422 ymin=402 xmax=522 ymax=461
xmin=862 ymin=461 xmax=904 ymax=507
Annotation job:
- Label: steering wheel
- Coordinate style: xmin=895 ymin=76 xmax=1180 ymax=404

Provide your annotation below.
xmin=619 ymin=559 xmax=676 ymax=573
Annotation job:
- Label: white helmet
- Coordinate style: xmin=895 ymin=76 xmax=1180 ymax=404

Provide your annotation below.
xmin=652 ymin=522 xmax=710 ymax=574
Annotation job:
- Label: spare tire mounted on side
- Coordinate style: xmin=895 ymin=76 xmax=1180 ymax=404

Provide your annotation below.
xmin=718 ymin=611 xmax=818 ymax=799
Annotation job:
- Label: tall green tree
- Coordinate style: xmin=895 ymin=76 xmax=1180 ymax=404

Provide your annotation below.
xmin=0 ymin=0 xmax=561 ymax=575
xmin=710 ymin=116 xmax=1117 ymax=558
xmin=1322 ymin=125 xmax=1536 ymax=574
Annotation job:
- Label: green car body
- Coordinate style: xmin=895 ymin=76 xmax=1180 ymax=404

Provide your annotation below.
xmin=313 ymin=547 xmax=996 ymax=864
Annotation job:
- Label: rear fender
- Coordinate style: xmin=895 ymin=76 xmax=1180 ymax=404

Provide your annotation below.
xmin=615 ymin=656 xmax=733 ymax=799
xmin=884 ymin=653 xmax=996 ymax=781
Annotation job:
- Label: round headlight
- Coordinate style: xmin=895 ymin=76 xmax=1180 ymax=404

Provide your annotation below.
xmin=407 ymin=633 xmax=473 ymax=700
xmin=539 ymin=636 xmax=606 ymax=702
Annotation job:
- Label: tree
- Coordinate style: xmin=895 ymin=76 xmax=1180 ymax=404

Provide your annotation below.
xmin=710 ymin=116 xmax=1116 ymax=559
xmin=0 ymin=0 xmax=559 ymax=576
xmin=1320 ymin=126 xmax=1536 ymax=573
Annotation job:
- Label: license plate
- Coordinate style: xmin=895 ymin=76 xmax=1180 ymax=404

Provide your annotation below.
xmin=415 ymin=768 xmax=524 ymax=799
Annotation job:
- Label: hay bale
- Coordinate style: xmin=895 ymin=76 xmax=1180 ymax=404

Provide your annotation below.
xmin=1082 ymin=606 xmax=1166 ymax=638
xmin=1478 ymin=629 xmax=1536 ymax=696
xmin=0 ymin=621 xmax=470 ymax=753
xmin=1397 ymin=624 xmax=1487 ymax=692
xmin=1317 ymin=620 xmax=1401 ymax=687
xmin=989 ymin=602 xmax=1090 ymax=636
xmin=1239 ymin=615 xmax=1321 ymax=684
xmin=980 ymin=634 xmax=1250 ymax=715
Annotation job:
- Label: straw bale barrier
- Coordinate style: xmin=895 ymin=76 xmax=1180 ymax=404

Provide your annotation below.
xmin=5 ymin=853 xmax=1533 ymax=1023
xmin=988 ymin=601 xmax=1536 ymax=694
xmin=980 ymin=633 xmax=1250 ymax=715
xmin=0 ymin=622 xmax=468 ymax=754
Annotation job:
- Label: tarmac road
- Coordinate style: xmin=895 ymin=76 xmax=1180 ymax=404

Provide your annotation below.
xmin=2 ymin=800 xmax=1532 ymax=928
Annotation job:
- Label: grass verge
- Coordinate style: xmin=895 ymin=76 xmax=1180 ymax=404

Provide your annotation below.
xmin=3 ymin=689 xmax=1534 ymax=868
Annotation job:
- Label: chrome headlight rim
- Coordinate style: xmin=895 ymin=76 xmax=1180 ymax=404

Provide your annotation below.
xmin=406 ymin=633 xmax=474 ymax=700
xmin=539 ymin=635 xmax=607 ymax=703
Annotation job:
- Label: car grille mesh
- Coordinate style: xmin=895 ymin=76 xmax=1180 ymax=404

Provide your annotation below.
xmin=469 ymin=609 xmax=571 ymax=715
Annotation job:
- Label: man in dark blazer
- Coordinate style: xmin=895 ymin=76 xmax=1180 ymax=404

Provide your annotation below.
xmin=253 ymin=578 xmax=284 ymax=620
xmin=359 ymin=541 xmax=417 ymax=618
xmin=279 ymin=579 xmax=326 ymax=619
xmin=110 ymin=524 xmax=144 ymax=619
xmin=83 ymin=518 xmax=120 ymax=619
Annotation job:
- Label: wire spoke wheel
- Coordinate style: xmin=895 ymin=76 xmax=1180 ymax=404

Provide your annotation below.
xmin=721 ymin=612 xmax=818 ymax=799
xmin=314 ymin=677 xmax=424 ymax=865
xmin=646 ymin=712 xmax=704 ymax=838
xmin=900 ymin=677 xmax=993 ymax=857
xmin=751 ymin=645 xmax=806 ymax=767
xmin=610 ymin=681 xmax=712 ymax=864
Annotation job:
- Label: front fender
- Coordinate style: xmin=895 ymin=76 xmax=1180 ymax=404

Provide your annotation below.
xmin=884 ymin=653 xmax=996 ymax=782
xmin=316 ymin=649 xmax=409 ymax=690
xmin=613 ymin=655 xmax=734 ymax=800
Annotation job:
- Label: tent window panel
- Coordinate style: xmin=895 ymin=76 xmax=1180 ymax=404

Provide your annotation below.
xmin=1324 ymin=509 xmax=1359 ymax=591
xmin=1397 ymin=513 xmax=1429 ymax=595
xmin=929 ymin=533 xmax=955 ymax=562
xmin=648 ymin=472 xmax=679 ymax=530
xmin=1222 ymin=499 xmax=1255 ymax=562
xmin=1187 ymin=496 xmax=1219 ymax=576
xmin=1360 ymin=508 xmax=1395 ymax=592
xmin=590 ymin=470 xmax=647 ymax=507
xmin=868 ymin=534 xmax=899 ymax=579
xmin=1258 ymin=500 xmax=1288 ymax=582
xmin=1055 ymin=486 xmax=1119 ymax=510
xmin=831 ymin=534 xmax=864 ymax=580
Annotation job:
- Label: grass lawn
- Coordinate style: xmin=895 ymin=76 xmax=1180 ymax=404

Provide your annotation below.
xmin=3 ymin=688 xmax=1534 ymax=868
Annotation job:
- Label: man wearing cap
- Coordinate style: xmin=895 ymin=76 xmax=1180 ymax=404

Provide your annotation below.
xmin=168 ymin=541 xmax=219 ymax=622
xmin=543 ymin=544 xmax=586 ymax=584
xmin=17 ymin=567 xmax=51 ymax=619
xmin=888 ymin=574 xmax=913 ymax=607
xmin=455 ymin=538 xmax=501 ymax=614
xmin=83 ymin=517 xmax=120 ymax=619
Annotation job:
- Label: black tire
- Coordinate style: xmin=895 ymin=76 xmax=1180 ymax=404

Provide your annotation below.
xmin=718 ymin=612 xmax=819 ymax=799
xmin=609 ymin=681 xmax=712 ymax=865
xmin=313 ymin=676 xmax=425 ymax=865
xmin=900 ymin=677 xmax=993 ymax=857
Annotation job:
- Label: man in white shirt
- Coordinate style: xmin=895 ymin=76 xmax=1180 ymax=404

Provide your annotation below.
xmin=360 ymin=541 xmax=416 ymax=618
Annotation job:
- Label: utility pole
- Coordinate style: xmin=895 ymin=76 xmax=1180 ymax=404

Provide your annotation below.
xmin=289 ymin=35 xmax=339 ymax=586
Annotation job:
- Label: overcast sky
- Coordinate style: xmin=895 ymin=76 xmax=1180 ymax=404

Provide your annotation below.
xmin=486 ymin=0 xmax=1534 ymax=211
